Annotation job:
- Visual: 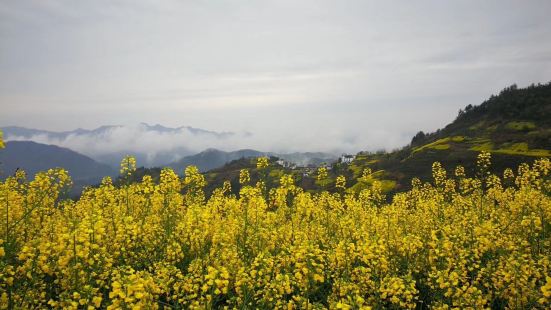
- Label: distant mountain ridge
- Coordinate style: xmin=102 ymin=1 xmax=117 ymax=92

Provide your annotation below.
xmin=170 ymin=149 xmax=265 ymax=172
xmin=1 ymin=123 xmax=235 ymax=140
xmin=0 ymin=123 xmax=238 ymax=167
xmin=276 ymin=152 xmax=336 ymax=167
xmin=0 ymin=141 xmax=115 ymax=182
xmin=1 ymin=124 xmax=337 ymax=172
xmin=170 ymin=148 xmax=337 ymax=172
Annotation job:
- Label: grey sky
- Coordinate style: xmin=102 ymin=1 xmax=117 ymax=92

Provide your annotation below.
xmin=1 ymin=0 xmax=551 ymax=153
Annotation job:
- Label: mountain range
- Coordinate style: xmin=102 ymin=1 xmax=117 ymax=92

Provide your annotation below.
xmin=1 ymin=123 xmax=235 ymax=140
xmin=2 ymin=82 xmax=550 ymax=197
xmin=0 ymin=141 xmax=115 ymax=182
xmin=0 ymin=123 xmax=237 ymax=168
xmin=1 ymin=123 xmax=336 ymax=171
xmin=0 ymin=124 xmax=337 ymax=183
xmin=170 ymin=149 xmax=336 ymax=172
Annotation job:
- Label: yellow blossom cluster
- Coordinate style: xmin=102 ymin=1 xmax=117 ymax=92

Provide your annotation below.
xmin=239 ymin=169 xmax=250 ymax=185
xmin=1 ymin=152 xmax=551 ymax=309
xmin=335 ymin=176 xmax=346 ymax=191
xmin=256 ymin=157 xmax=269 ymax=169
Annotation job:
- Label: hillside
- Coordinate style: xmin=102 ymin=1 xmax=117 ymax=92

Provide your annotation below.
xmin=0 ymin=141 xmax=116 ymax=182
xmin=170 ymin=149 xmax=266 ymax=172
xmin=170 ymin=149 xmax=337 ymax=173
xmin=413 ymin=82 xmax=551 ymax=151
xmin=81 ymin=82 xmax=551 ymax=199
xmin=192 ymin=82 xmax=551 ymax=197
xmin=343 ymin=82 xmax=551 ymax=193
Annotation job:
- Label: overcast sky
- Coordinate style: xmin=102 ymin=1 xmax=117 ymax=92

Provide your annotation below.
xmin=1 ymin=0 xmax=551 ymax=153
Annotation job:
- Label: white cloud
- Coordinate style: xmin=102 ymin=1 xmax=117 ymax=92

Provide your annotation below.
xmin=1 ymin=0 xmax=550 ymax=152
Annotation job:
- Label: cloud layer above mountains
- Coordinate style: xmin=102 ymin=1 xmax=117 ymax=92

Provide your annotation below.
xmin=1 ymin=1 xmax=551 ymax=153
xmin=3 ymin=123 xmax=412 ymax=167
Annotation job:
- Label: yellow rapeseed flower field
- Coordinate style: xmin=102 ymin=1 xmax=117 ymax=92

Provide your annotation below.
xmin=1 ymin=152 xmax=550 ymax=309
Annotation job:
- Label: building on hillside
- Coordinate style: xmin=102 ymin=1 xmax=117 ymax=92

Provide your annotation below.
xmin=276 ymin=159 xmax=296 ymax=169
xmin=340 ymin=154 xmax=355 ymax=164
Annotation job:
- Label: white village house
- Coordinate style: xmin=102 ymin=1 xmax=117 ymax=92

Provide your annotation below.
xmin=340 ymin=154 xmax=355 ymax=164
xmin=276 ymin=159 xmax=296 ymax=169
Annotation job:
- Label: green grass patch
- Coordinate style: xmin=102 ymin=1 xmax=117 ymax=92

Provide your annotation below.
xmin=469 ymin=141 xmax=494 ymax=152
xmin=371 ymin=170 xmax=385 ymax=178
xmin=503 ymin=142 xmax=529 ymax=152
xmin=348 ymin=174 xmax=396 ymax=194
xmin=315 ymin=177 xmax=333 ymax=189
xmin=348 ymin=164 xmax=363 ymax=177
xmin=468 ymin=141 xmax=550 ymax=157
xmin=494 ymin=143 xmax=551 ymax=157
xmin=380 ymin=180 xmax=397 ymax=192
xmin=432 ymin=144 xmax=450 ymax=150
xmin=469 ymin=121 xmax=485 ymax=130
xmin=505 ymin=121 xmax=536 ymax=131
xmin=413 ymin=136 xmax=464 ymax=153
xmin=268 ymin=169 xmax=285 ymax=179
xmin=354 ymin=170 xmax=385 ymax=184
